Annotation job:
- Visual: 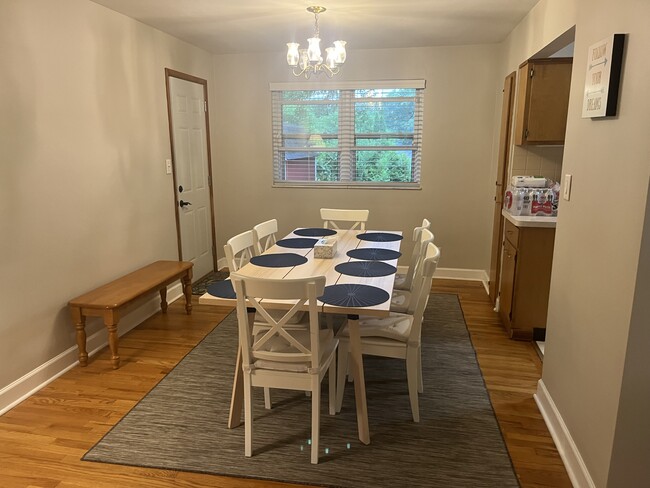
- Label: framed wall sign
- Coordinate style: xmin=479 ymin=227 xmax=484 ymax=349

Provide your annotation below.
xmin=582 ymin=33 xmax=625 ymax=118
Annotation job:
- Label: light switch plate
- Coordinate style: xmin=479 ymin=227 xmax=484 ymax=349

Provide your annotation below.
xmin=563 ymin=174 xmax=572 ymax=201
xmin=165 ymin=159 xmax=172 ymax=175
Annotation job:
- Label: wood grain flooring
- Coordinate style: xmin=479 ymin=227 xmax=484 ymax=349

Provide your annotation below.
xmin=0 ymin=280 xmax=572 ymax=487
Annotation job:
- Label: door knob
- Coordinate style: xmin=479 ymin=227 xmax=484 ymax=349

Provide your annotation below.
xmin=179 ymin=200 xmax=192 ymax=208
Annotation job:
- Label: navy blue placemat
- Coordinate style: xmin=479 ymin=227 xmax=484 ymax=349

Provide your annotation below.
xmin=276 ymin=237 xmax=319 ymax=249
xmin=293 ymin=228 xmax=337 ymax=237
xmin=249 ymin=253 xmax=308 ymax=268
xmin=347 ymin=248 xmax=402 ymax=261
xmin=206 ymin=280 xmax=236 ymax=299
xmin=357 ymin=232 xmax=403 ymax=242
xmin=335 ymin=261 xmax=397 ymax=277
xmin=319 ymin=284 xmax=390 ymax=308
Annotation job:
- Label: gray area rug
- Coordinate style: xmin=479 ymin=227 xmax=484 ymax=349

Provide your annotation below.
xmin=83 ymin=294 xmax=519 ymax=487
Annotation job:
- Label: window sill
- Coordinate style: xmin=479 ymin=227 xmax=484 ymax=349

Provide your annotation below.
xmin=272 ymin=182 xmax=422 ymax=190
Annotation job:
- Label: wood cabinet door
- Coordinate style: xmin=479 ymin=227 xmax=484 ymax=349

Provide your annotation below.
xmin=514 ymin=58 xmax=573 ymax=145
xmin=499 ymin=239 xmax=517 ymax=331
xmin=525 ymin=60 xmax=572 ymax=144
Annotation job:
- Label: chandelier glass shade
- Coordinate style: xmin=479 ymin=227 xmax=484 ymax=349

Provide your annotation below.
xmin=286 ymin=6 xmax=346 ymax=79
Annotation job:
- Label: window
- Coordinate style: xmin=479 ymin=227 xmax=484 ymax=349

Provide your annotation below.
xmin=271 ymin=80 xmax=425 ymax=188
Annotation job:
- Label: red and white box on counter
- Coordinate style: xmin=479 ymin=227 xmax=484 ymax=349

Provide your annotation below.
xmin=504 ymin=185 xmax=559 ymax=217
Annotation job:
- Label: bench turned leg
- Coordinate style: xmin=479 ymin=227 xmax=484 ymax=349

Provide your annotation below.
xmin=71 ymin=308 xmax=88 ymax=367
xmin=104 ymin=311 xmax=120 ymax=369
xmin=182 ymin=270 xmax=193 ymax=315
xmin=160 ymin=287 xmax=168 ymax=313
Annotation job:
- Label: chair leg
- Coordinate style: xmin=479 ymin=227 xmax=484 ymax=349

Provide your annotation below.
xmin=325 ymin=313 xmax=334 ymax=331
xmin=328 ymin=354 xmax=336 ymax=415
xmin=418 ymin=349 xmax=424 ymax=394
xmin=335 ymin=341 xmax=349 ymax=412
xmin=243 ymin=375 xmax=253 ymax=457
xmin=347 ymin=359 xmax=353 ymax=382
xmin=264 ymin=387 xmax=272 ymax=409
xmin=311 ymin=376 xmax=320 ymax=464
xmin=406 ymin=347 xmax=420 ymax=422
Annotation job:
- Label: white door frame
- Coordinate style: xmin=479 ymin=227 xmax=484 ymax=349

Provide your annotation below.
xmin=164 ymin=68 xmax=217 ymax=279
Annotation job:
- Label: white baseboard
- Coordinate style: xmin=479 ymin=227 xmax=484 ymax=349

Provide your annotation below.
xmin=0 ymin=283 xmax=184 ymax=416
xmin=217 ymin=257 xmax=228 ymax=271
xmin=434 ymin=267 xmax=490 ymax=293
xmin=535 ymin=379 xmax=595 ymax=488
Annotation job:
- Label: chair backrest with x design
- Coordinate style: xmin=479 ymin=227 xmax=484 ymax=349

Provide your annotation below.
xmin=401 ymin=218 xmax=432 ymax=289
xmin=224 ymin=230 xmax=258 ymax=272
xmin=232 ymin=275 xmax=326 ymax=371
xmin=320 ymin=208 xmax=369 ymax=231
xmin=408 ymin=242 xmax=441 ymax=342
xmin=252 ymin=219 xmax=278 ymax=255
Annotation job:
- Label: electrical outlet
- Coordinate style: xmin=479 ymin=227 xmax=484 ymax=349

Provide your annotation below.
xmin=165 ymin=159 xmax=172 ymax=175
xmin=563 ymin=174 xmax=572 ymax=201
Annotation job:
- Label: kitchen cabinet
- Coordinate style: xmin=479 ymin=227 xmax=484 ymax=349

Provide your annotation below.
xmin=499 ymin=216 xmax=556 ymax=340
xmin=514 ymin=58 xmax=572 ymax=145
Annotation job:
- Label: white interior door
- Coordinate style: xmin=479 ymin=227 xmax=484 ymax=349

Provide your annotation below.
xmin=169 ymin=76 xmax=215 ymax=281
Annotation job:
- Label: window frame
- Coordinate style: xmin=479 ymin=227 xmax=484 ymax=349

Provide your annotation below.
xmin=270 ymin=80 xmax=425 ymax=189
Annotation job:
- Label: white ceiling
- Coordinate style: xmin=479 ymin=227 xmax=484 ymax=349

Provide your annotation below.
xmin=89 ymin=0 xmax=540 ymax=55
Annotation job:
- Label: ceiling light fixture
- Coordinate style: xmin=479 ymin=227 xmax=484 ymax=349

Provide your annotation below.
xmin=286 ymin=6 xmax=346 ymax=79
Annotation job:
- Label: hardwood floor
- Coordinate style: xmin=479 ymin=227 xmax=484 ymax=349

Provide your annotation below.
xmin=0 ymin=280 xmax=572 ymax=487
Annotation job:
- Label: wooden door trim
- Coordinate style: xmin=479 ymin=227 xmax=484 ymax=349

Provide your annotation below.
xmin=488 ymin=71 xmax=516 ymax=303
xmin=164 ymin=68 xmax=218 ymax=275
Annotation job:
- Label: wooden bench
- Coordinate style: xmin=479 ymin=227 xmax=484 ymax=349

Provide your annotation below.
xmin=68 ymin=260 xmax=193 ymax=369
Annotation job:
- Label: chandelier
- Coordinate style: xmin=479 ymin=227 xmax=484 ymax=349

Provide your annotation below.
xmin=286 ymin=6 xmax=347 ymax=79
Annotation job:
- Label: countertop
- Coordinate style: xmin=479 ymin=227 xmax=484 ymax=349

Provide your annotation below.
xmin=502 ymin=209 xmax=557 ymax=228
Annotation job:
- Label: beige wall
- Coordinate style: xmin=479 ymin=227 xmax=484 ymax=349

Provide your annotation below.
xmin=210 ymin=45 xmax=501 ymax=271
xmin=542 ymin=0 xmax=650 ymax=485
xmin=499 ymin=0 xmax=650 ymax=486
xmin=0 ymin=0 xmax=212 ymax=390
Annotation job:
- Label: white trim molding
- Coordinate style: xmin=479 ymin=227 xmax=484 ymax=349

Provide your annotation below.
xmin=0 ymin=283 xmax=184 ymax=416
xmin=535 ymin=379 xmax=596 ymax=488
xmin=217 ymin=257 xmax=229 ymax=272
xmin=434 ymin=267 xmax=490 ymax=293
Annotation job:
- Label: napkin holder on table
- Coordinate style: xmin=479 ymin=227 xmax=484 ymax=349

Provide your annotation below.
xmin=314 ymin=237 xmax=337 ymax=259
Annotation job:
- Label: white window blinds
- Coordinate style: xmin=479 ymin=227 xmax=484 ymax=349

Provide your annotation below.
xmin=271 ymin=81 xmax=425 ymax=188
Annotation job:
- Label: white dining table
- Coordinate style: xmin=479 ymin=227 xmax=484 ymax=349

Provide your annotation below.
xmin=198 ymin=228 xmax=402 ymax=445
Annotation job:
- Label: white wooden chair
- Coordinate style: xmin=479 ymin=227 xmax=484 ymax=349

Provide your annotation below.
xmin=390 ymin=228 xmax=435 ymax=313
xmin=335 ymin=242 xmax=441 ymax=422
xmin=393 ymin=219 xmax=432 ymax=290
xmin=320 ymin=208 xmax=369 ymax=231
xmin=252 ymin=219 xmax=278 ymax=255
xmin=231 ymin=274 xmax=338 ymax=464
xmin=225 ymin=228 xmax=308 ymax=408
xmin=224 ymin=230 xmax=258 ymax=272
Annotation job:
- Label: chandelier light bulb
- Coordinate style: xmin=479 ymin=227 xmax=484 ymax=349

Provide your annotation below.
xmin=307 ymin=37 xmax=322 ymax=62
xmin=325 ymin=47 xmax=337 ymax=69
xmin=299 ymin=49 xmax=309 ymax=70
xmin=334 ymin=40 xmax=347 ymax=64
xmin=285 ymin=6 xmax=346 ymax=79
xmin=286 ymin=43 xmax=300 ymax=67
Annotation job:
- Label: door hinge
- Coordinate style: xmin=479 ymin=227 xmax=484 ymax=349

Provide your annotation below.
xmin=204 ymin=100 xmax=207 ymax=112
xmin=524 ymin=129 xmax=529 ymax=139
xmin=530 ymin=68 xmax=535 ymax=78
xmin=208 ymin=174 xmax=212 ymax=187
